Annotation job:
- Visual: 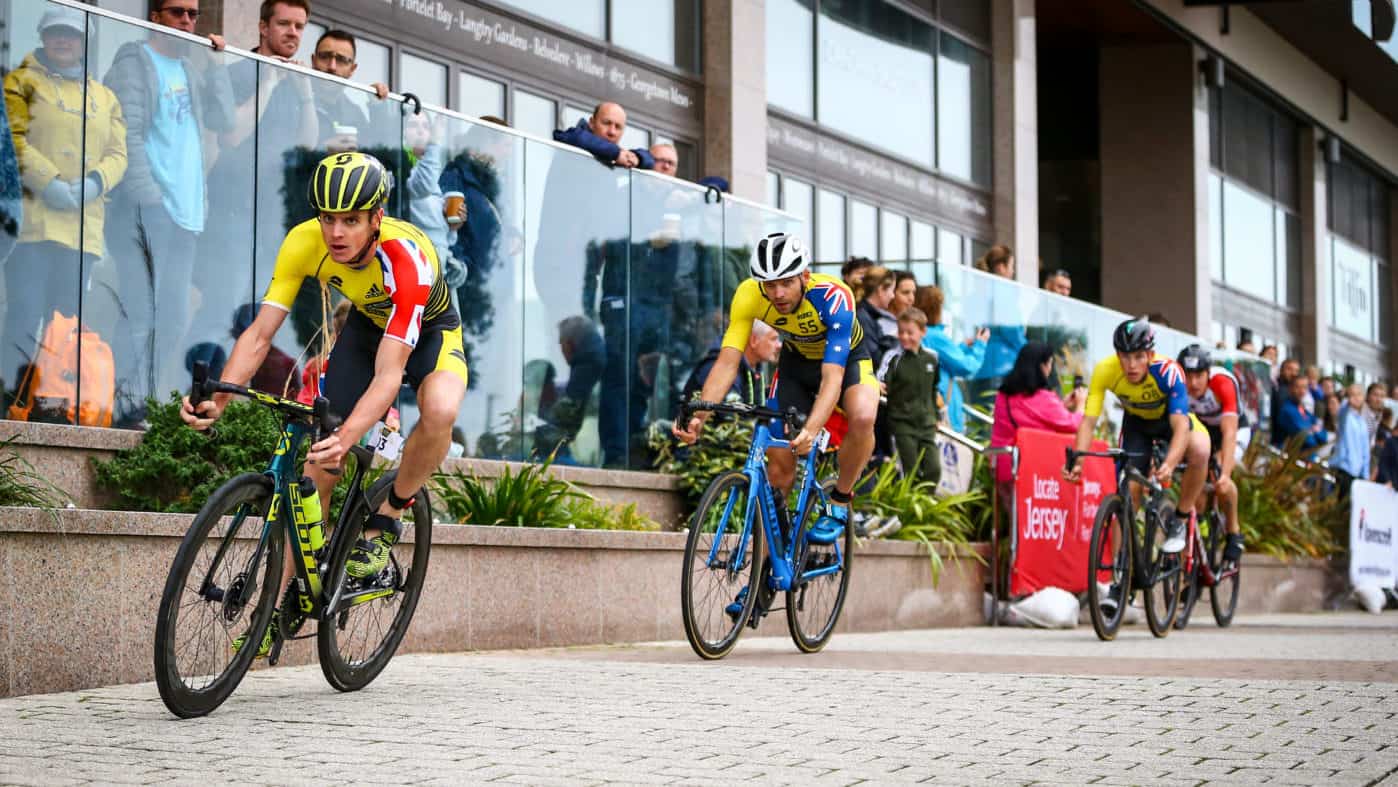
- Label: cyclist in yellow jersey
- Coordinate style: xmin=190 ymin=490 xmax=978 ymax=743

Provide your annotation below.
xmin=674 ymin=232 xmax=879 ymax=545
xmin=181 ymin=152 xmax=467 ymax=656
xmin=1064 ymin=318 xmax=1210 ymax=564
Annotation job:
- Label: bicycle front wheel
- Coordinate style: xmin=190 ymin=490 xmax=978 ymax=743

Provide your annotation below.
xmin=1208 ymin=512 xmax=1240 ymax=627
xmin=1142 ymin=502 xmax=1180 ymax=638
xmin=1087 ymin=495 xmax=1131 ymax=641
xmin=318 ymin=471 xmax=432 ymax=692
xmin=154 ymin=473 xmax=282 ymax=718
xmin=786 ymin=491 xmax=853 ymax=653
xmin=681 ymin=470 xmax=762 ymax=660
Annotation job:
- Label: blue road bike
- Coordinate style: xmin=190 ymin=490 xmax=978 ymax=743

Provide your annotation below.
xmin=679 ymin=400 xmax=853 ymax=659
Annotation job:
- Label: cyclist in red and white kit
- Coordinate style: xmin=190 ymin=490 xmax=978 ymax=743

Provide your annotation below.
xmin=1178 ymin=344 xmax=1245 ymax=565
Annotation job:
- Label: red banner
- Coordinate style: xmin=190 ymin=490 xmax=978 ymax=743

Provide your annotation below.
xmin=1009 ymin=428 xmax=1113 ymax=596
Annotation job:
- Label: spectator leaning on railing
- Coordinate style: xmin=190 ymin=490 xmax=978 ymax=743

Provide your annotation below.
xmin=1331 ymin=383 xmax=1371 ymax=501
xmin=553 ymin=102 xmax=655 ymax=170
xmin=3 ymin=6 xmax=127 ymax=386
xmin=105 ymin=0 xmax=234 ymax=414
xmin=1042 ymin=268 xmax=1071 ymax=297
xmin=308 ymin=28 xmax=391 ymax=149
xmin=649 ymin=143 xmax=678 ymax=177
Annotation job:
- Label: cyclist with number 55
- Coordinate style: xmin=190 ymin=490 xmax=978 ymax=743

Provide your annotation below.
xmin=1064 ymin=318 xmax=1210 ymax=611
xmin=673 ymin=232 xmax=879 ymax=572
xmin=180 ymin=152 xmax=468 ymax=657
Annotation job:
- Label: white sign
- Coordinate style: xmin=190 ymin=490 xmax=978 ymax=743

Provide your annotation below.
xmin=1349 ymin=480 xmax=1398 ymax=589
xmin=935 ymin=435 xmax=974 ymax=497
xmin=1332 ymin=238 xmax=1374 ymax=340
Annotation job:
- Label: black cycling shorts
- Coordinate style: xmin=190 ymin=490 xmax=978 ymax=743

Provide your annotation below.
xmin=321 ymin=308 xmax=468 ymax=419
xmin=1119 ymin=412 xmax=1205 ymax=474
xmin=768 ymin=342 xmax=876 ymax=433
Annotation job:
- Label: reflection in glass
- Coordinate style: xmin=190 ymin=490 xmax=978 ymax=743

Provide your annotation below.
xmin=1221 ymin=180 xmax=1275 ymax=303
xmin=938 ymin=32 xmax=991 ymax=184
xmin=459 ymin=70 xmax=506 ymax=118
xmin=524 ymin=139 xmax=630 ymax=467
xmin=513 ymin=89 xmax=557 ymax=140
xmin=817 ymin=189 xmax=846 ymax=263
xmin=767 ymin=0 xmax=815 ymax=118
xmin=818 ymin=0 xmax=934 ymax=166
xmin=849 ymin=199 xmax=877 ymax=259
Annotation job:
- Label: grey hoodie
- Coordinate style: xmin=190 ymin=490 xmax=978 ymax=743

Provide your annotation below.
xmin=103 ymin=38 xmax=233 ymax=206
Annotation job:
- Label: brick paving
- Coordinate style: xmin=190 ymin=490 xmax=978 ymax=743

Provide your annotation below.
xmin=2 ymin=613 xmax=1396 ymax=785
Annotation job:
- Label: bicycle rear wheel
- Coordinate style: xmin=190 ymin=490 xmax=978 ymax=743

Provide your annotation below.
xmin=1208 ymin=512 xmax=1240 ymax=627
xmin=318 ymin=471 xmax=432 ymax=692
xmin=681 ymin=470 xmax=762 ymax=660
xmin=1174 ymin=552 xmax=1201 ymax=630
xmin=1142 ymin=502 xmax=1180 ymax=638
xmin=154 ymin=473 xmax=282 ymax=718
xmin=1087 ymin=495 xmax=1131 ymax=641
xmin=787 ymin=490 xmax=853 ymax=653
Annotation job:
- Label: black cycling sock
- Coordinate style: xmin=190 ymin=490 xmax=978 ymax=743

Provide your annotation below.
xmin=829 ymin=488 xmax=852 ymax=504
xmin=387 ymin=484 xmax=415 ymax=511
xmin=367 ymin=512 xmax=402 ymax=539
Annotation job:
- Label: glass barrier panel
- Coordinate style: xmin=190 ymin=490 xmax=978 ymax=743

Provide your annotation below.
xmin=432 ymin=113 xmax=526 ymax=461
xmin=627 ymin=171 xmax=725 ymax=470
xmin=523 ymin=138 xmax=631 ymax=468
xmin=3 ymin=1 xmax=90 ymax=425
xmin=69 ymin=13 xmax=257 ymax=425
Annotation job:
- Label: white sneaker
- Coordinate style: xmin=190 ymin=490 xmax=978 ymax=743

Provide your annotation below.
xmin=1162 ymin=518 xmax=1186 ymax=554
xmin=1096 ymin=581 xmax=1120 ymax=617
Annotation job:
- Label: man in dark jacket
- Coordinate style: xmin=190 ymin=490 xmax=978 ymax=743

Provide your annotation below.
xmin=682 ymin=320 xmax=781 ymax=408
xmin=104 ymin=0 xmax=233 ymax=417
xmin=534 ymin=315 xmax=607 ymax=462
xmin=1269 ymin=357 xmax=1301 ymax=447
xmin=877 ymin=307 xmax=942 ymax=486
xmin=553 ymin=103 xmax=655 ymax=170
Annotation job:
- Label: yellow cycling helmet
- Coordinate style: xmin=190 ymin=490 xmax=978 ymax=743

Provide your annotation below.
xmin=308 ymin=151 xmax=388 ymax=213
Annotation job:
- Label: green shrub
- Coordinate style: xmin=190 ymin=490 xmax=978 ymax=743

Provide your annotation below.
xmin=649 ymin=417 xmax=751 ymax=508
xmin=1235 ymin=434 xmax=1343 ymax=559
xmin=432 ymin=459 xmax=659 ymax=531
xmin=93 ymin=395 xmax=283 ymax=513
xmin=854 ymin=457 xmax=985 ymax=585
xmin=0 ymin=434 xmax=68 ymax=511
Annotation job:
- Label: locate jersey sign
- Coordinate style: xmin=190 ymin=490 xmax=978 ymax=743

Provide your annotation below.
xmin=1349 ymin=480 xmax=1397 ymax=590
xmin=341 ymin=0 xmax=701 ymax=127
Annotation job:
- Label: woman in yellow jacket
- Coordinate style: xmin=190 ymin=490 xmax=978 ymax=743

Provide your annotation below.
xmin=2 ymin=6 xmax=126 ymax=383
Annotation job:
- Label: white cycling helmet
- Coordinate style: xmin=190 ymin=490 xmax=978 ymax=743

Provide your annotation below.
xmin=750 ymin=232 xmax=810 ymax=282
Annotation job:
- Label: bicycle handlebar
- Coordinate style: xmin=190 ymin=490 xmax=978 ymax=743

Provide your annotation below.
xmin=679 ymin=399 xmax=807 ymax=432
xmin=1064 ymin=445 xmax=1167 ymax=494
xmin=190 ymin=360 xmax=339 ymax=441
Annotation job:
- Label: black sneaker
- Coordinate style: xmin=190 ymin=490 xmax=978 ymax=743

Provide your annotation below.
xmin=1223 ymin=533 xmax=1244 ymax=564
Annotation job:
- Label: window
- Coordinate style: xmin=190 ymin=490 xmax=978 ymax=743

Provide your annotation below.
xmin=818 ymin=0 xmax=935 ymax=167
xmin=880 ymin=210 xmax=908 ymax=264
xmin=766 ymin=171 xmax=781 ymax=208
xmin=850 ymin=199 xmax=878 ymax=259
xmin=767 ymin=0 xmax=815 ymax=117
xmin=613 ymin=0 xmax=699 ymax=70
xmin=355 ymin=38 xmax=392 ymax=88
xmin=782 ymin=177 xmax=815 ymax=237
xmin=937 ymin=31 xmax=991 ymax=185
xmin=513 ymin=89 xmax=558 ymax=139
xmin=501 ymin=0 xmax=605 ymax=39
xmin=910 ymin=221 xmax=934 ymax=261
xmin=400 ymin=53 xmax=446 ymax=107
xmin=1208 ymin=75 xmax=1302 ymax=308
xmin=295 ymin=22 xmax=326 ymax=65
xmin=459 ymin=70 xmax=506 ymax=118
xmin=817 ymin=189 xmax=847 ymax=263
xmin=1328 ymin=153 xmax=1391 ymax=346
xmin=938 ymin=228 xmax=964 ymax=266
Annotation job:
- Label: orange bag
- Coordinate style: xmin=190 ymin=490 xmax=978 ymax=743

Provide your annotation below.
xmin=7 ymin=311 xmax=114 ymax=427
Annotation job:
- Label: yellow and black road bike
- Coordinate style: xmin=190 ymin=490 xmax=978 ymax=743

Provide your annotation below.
xmin=153 ymin=362 xmax=432 ymax=718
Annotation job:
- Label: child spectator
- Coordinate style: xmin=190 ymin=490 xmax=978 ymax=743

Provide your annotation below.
xmin=877 ymin=307 xmax=941 ymax=486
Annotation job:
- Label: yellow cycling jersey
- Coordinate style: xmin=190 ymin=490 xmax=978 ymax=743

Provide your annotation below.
xmin=262 ymin=217 xmax=457 ymax=347
xmin=721 ymin=273 xmax=863 ymax=363
xmin=1084 ymin=352 xmax=1191 ymax=421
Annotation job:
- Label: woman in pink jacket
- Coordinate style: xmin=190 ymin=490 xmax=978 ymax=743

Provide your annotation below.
xmin=990 ymin=342 xmax=1084 ymax=501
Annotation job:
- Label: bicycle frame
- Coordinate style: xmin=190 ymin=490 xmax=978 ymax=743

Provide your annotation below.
xmin=1184 ymin=477 xmax=1239 ymax=589
xmin=706 ymin=418 xmax=836 ymax=594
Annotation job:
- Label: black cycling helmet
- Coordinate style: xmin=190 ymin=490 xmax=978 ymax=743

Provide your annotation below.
xmin=1112 ymin=317 xmax=1155 ymax=353
xmin=1177 ymin=343 xmax=1212 ymax=373
xmin=309 ymin=151 xmax=388 ymax=213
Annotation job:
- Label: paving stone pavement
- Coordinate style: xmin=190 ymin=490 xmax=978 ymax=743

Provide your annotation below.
xmin=2 ymin=612 xmax=1396 ymax=785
